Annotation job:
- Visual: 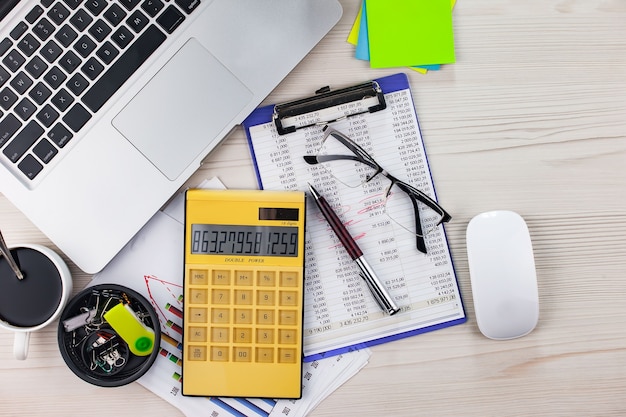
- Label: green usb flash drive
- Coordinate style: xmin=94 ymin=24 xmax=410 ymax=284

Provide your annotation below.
xmin=104 ymin=303 xmax=155 ymax=356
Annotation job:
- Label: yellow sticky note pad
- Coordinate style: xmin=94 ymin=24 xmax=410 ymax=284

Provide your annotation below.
xmin=366 ymin=0 xmax=456 ymax=68
xmin=347 ymin=5 xmax=361 ymax=45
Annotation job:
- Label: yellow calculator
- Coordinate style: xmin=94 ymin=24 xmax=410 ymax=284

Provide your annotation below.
xmin=182 ymin=189 xmax=306 ymax=398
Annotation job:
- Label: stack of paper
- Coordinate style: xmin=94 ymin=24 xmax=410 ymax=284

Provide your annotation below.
xmin=348 ymin=0 xmax=457 ymax=73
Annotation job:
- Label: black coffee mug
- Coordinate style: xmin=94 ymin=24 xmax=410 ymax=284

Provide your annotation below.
xmin=0 ymin=244 xmax=72 ymax=360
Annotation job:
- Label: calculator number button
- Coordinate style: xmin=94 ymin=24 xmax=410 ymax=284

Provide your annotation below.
xmin=210 ymin=346 xmax=229 ymax=362
xmin=234 ymin=308 xmax=252 ymax=324
xmin=257 ymin=309 xmax=274 ymax=325
xmin=256 ymin=328 xmax=274 ymax=344
xmin=257 ymin=290 xmax=275 ymax=306
xmin=234 ymin=289 xmax=252 ymax=305
xmin=234 ymin=327 xmax=252 ymax=343
xmin=211 ymin=327 xmax=229 ymax=343
xmin=211 ymin=308 xmax=229 ymax=324
xmin=211 ymin=289 xmax=230 ymax=304
xmin=234 ymin=347 xmax=251 ymax=362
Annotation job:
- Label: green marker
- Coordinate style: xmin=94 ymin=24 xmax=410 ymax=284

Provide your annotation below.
xmin=104 ymin=303 xmax=155 ymax=356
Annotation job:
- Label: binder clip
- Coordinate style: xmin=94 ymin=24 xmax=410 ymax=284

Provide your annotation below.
xmin=273 ymin=81 xmax=387 ymax=135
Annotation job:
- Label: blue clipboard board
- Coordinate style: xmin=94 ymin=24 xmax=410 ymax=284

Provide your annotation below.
xmin=243 ymin=73 xmax=466 ymax=361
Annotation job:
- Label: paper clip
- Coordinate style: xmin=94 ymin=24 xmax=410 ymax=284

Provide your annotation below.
xmin=272 ymin=80 xmax=386 ymax=135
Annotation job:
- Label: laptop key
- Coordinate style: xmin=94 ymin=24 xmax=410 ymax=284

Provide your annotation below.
xmin=48 ymin=2 xmax=71 ymax=25
xmin=81 ymin=57 xmax=104 ymax=80
xmin=3 ymin=49 xmax=26 ymax=72
xmin=59 ymin=50 xmax=82 ymax=73
xmin=0 ymin=87 xmax=18 ymax=111
xmin=0 ymin=66 xmax=10 ymax=87
xmin=63 ymin=103 xmax=91 ymax=132
xmin=44 ymin=66 xmax=67 ymax=89
xmin=10 ymin=22 xmax=29 ymax=41
xmin=55 ymin=24 xmax=79 ymax=47
xmin=175 ymin=0 xmax=201 ymax=15
xmin=111 ymin=26 xmax=134 ymax=49
xmin=25 ymin=56 xmax=49 ymax=79
xmin=48 ymin=123 xmax=73 ymax=147
xmin=25 ymin=6 xmax=45 ymax=24
xmin=36 ymin=104 xmax=60 ymax=128
xmin=157 ymin=6 xmax=185 ymax=34
xmin=0 ymin=39 xmax=12 ymax=57
xmin=82 ymin=25 xmax=166 ymax=112
xmin=70 ymin=9 xmax=93 ymax=32
xmin=89 ymin=19 xmax=112 ymax=42
xmin=120 ymin=0 xmax=141 ymax=11
xmin=74 ymin=35 xmax=97 ymax=58
xmin=3 ymin=120 xmax=44 ymax=163
xmin=96 ymin=41 xmax=119 ymax=64
xmin=15 ymin=97 xmax=38 ymax=121
xmin=104 ymin=4 xmax=127 ymax=26
xmin=85 ymin=0 xmax=108 ymax=16
xmin=33 ymin=138 xmax=58 ymax=163
xmin=62 ymin=0 xmax=83 ymax=10
xmin=66 ymin=73 xmax=89 ymax=95
xmin=0 ymin=114 xmax=22 ymax=147
xmin=126 ymin=10 xmax=148 ymax=33
xmin=10 ymin=71 xmax=33 ymax=95
xmin=18 ymin=154 xmax=44 ymax=179
xmin=33 ymin=18 xmax=55 ymax=41
xmin=51 ymin=88 xmax=74 ymax=111
xmin=18 ymin=34 xmax=41 ymax=58
xmin=41 ymin=40 xmax=63 ymax=63
xmin=141 ymin=0 xmax=164 ymax=18
xmin=29 ymin=82 xmax=52 ymax=105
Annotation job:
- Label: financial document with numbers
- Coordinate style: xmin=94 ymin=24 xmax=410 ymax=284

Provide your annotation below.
xmin=244 ymin=73 xmax=466 ymax=359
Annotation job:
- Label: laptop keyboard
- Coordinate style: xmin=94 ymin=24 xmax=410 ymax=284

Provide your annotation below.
xmin=0 ymin=0 xmax=200 ymax=182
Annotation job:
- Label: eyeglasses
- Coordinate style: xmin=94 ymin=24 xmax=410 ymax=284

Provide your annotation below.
xmin=303 ymin=127 xmax=451 ymax=254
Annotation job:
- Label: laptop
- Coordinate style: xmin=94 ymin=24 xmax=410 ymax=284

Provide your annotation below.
xmin=0 ymin=0 xmax=342 ymax=273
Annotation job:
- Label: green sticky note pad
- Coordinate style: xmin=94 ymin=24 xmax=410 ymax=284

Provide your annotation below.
xmin=366 ymin=0 xmax=456 ymax=68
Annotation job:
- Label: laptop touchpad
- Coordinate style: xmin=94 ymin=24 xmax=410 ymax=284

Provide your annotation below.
xmin=113 ymin=38 xmax=253 ymax=180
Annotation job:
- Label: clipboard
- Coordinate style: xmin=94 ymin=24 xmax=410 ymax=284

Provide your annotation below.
xmin=243 ymin=73 xmax=466 ymax=361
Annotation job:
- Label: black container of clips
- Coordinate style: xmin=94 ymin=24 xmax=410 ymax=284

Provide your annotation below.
xmin=57 ymin=284 xmax=161 ymax=387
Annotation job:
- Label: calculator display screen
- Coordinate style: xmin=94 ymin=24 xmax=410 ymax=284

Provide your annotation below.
xmin=191 ymin=224 xmax=299 ymax=257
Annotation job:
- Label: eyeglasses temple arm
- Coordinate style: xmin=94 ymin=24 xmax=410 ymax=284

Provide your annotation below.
xmin=407 ymin=197 xmax=428 ymax=254
xmin=395 ymin=181 xmax=451 ymax=225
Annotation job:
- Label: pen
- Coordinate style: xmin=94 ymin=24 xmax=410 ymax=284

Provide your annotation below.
xmin=307 ymin=183 xmax=400 ymax=315
xmin=0 ymin=229 xmax=23 ymax=280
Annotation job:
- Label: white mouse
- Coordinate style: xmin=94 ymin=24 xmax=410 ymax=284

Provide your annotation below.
xmin=466 ymin=210 xmax=539 ymax=340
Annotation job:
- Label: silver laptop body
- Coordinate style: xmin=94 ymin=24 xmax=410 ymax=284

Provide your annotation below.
xmin=0 ymin=0 xmax=342 ymax=273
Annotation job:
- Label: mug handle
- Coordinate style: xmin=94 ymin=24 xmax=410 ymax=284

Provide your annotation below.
xmin=14 ymin=332 xmax=30 ymax=360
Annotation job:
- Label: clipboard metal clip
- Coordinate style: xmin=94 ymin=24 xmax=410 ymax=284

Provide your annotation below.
xmin=273 ymin=81 xmax=386 ymax=135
